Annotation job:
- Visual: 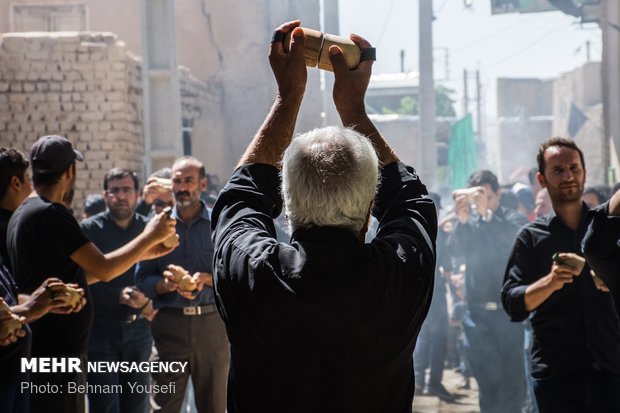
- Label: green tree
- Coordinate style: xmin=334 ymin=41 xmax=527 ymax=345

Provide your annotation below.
xmin=381 ymin=85 xmax=456 ymax=117
xmin=435 ymin=85 xmax=457 ymax=117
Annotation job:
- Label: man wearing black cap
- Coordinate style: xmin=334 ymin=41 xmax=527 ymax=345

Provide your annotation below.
xmin=7 ymin=135 xmax=179 ymax=413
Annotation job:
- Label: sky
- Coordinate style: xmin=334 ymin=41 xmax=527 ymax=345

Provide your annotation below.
xmin=339 ymin=0 xmax=602 ymax=118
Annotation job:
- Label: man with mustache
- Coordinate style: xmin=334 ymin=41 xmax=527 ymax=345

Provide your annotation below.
xmin=135 ymin=156 xmax=229 ymax=413
xmin=502 ymin=137 xmax=620 ymax=412
xmin=80 ymin=168 xmax=155 ymax=413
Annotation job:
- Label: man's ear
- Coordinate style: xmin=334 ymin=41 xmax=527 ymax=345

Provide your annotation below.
xmin=10 ymin=176 xmax=21 ymax=191
xmin=536 ymin=172 xmax=546 ymax=189
xmin=200 ymin=177 xmax=208 ymax=192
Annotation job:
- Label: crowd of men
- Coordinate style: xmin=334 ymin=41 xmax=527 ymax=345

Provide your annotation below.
xmin=1 ymin=19 xmax=619 ymax=413
xmin=413 ymin=138 xmax=620 ymax=413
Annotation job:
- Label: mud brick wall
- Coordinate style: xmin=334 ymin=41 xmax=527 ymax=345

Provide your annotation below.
xmin=0 ymin=31 xmax=211 ymax=217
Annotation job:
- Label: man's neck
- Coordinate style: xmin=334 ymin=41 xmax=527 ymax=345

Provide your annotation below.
xmin=178 ymin=202 xmax=202 ymax=223
xmin=0 ymin=195 xmax=17 ymax=212
xmin=34 ymin=184 xmax=65 ymax=204
xmin=110 ymin=213 xmax=134 ymax=230
xmin=553 ymin=200 xmax=583 ymax=230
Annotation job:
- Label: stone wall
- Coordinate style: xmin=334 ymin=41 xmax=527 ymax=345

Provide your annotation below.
xmin=0 ymin=31 xmax=213 ymax=217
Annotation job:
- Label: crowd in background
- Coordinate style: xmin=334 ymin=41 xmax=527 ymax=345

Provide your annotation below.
xmin=413 ymin=163 xmax=620 ymax=413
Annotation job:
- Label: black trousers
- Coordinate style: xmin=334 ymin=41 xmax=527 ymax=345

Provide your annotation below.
xmin=150 ymin=309 xmax=229 ymax=413
xmin=463 ymin=308 xmax=525 ymax=413
xmin=87 ymin=318 xmax=153 ymax=413
xmin=534 ymin=368 xmax=620 ymax=413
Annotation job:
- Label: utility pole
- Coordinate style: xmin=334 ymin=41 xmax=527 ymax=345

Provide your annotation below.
xmin=463 ymin=68 xmax=469 ymax=115
xmin=419 ymin=0 xmax=437 ymax=189
xmin=140 ymin=0 xmax=182 ymax=175
xmin=476 ymin=69 xmax=482 ymax=143
xmin=601 ymin=0 xmax=619 ymax=184
xmin=321 ymin=0 xmax=339 ymax=126
xmin=400 ymin=49 xmax=405 ymax=73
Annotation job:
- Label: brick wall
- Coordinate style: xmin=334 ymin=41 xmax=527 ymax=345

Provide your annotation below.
xmin=0 ymin=31 xmax=212 ymax=217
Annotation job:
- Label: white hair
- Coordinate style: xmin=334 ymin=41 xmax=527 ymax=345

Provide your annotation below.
xmin=281 ymin=126 xmax=379 ymax=234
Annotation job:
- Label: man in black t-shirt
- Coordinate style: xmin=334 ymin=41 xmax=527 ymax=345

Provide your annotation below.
xmin=8 ymin=135 xmax=178 ymax=413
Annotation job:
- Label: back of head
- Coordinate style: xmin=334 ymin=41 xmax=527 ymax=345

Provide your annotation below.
xmin=83 ymin=194 xmax=106 ymax=217
xmin=30 ymin=135 xmax=83 ymax=187
xmin=282 ymin=126 xmax=379 ymax=234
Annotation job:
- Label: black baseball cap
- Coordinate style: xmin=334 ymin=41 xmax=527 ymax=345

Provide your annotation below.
xmin=30 ymin=135 xmax=83 ymax=174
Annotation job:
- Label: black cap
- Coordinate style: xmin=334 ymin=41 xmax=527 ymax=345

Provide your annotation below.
xmin=30 ymin=135 xmax=83 ymax=174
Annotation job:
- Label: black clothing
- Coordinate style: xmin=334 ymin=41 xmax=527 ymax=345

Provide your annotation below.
xmin=135 ymin=199 xmax=152 ymax=218
xmin=582 ymin=201 xmax=620 ymax=317
xmin=80 ymin=211 xmax=148 ymax=320
xmin=449 ymin=206 xmax=526 ymax=413
xmin=414 ymin=228 xmax=452 ymax=388
xmin=211 ymin=162 xmax=437 ymax=413
xmin=7 ymin=195 xmax=92 ymax=356
xmin=533 ymin=368 xmax=620 ymax=413
xmin=502 ymin=206 xmax=620 ymax=377
xmin=80 ymin=211 xmax=152 ymax=413
xmin=0 ymin=258 xmax=31 ymax=383
xmin=450 ymin=206 xmax=525 ymax=307
xmin=0 ymin=208 xmax=13 ymax=272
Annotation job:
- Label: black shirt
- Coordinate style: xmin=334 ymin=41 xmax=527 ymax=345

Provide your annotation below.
xmin=0 ymin=258 xmax=32 ymax=383
xmin=80 ymin=211 xmax=148 ymax=320
xmin=450 ymin=206 xmax=524 ymax=309
xmin=211 ymin=162 xmax=437 ymax=413
xmin=502 ymin=205 xmax=620 ymax=377
xmin=0 ymin=207 xmax=13 ymax=272
xmin=7 ymin=195 xmax=92 ymax=356
xmin=582 ymin=201 xmax=620 ymax=317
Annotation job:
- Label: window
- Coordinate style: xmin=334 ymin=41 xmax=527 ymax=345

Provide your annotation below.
xmin=12 ymin=4 xmax=87 ymax=32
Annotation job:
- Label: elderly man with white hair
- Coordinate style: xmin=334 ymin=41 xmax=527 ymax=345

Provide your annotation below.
xmin=211 ymin=20 xmax=437 ymax=413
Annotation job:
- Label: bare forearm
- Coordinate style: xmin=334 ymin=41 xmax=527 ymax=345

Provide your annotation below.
xmin=338 ymin=111 xmax=399 ymax=166
xmin=524 ymin=275 xmax=556 ymax=311
xmin=238 ymin=94 xmax=304 ymax=168
xmin=77 ymin=235 xmax=154 ymax=282
xmin=10 ymin=301 xmax=37 ymax=323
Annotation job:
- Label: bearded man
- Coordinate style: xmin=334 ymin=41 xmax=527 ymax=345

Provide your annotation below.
xmin=502 ymin=137 xmax=620 ymax=412
xmin=80 ymin=168 xmax=156 ymax=413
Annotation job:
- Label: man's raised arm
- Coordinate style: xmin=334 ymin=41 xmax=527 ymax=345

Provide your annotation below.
xmin=328 ymin=35 xmax=399 ymax=166
xmin=237 ymin=20 xmax=308 ymax=168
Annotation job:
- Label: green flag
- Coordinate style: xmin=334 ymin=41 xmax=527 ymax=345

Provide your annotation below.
xmin=448 ymin=114 xmax=477 ymax=189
